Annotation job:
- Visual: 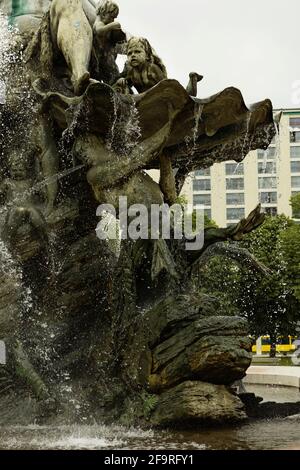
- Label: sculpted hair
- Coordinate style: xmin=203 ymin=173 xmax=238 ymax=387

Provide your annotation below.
xmin=127 ymin=37 xmax=167 ymax=78
xmin=97 ymin=0 xmax=119 ymax=18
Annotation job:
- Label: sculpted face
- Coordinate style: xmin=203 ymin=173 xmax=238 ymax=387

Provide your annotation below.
xmin=101 ymin=11 xmax=117 ymax=25
xmin=99 ymin=1 xmax=119 ymax=25
xmin=8 ymin=154 xmax=28 ymax=180
xmin=127 ymin=43 xmax=147 ymax=68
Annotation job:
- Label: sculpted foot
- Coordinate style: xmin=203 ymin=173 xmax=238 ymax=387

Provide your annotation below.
xmin=187 ymin=72 xmax=204 ymax=97
xmin=189 ymin=72 xmax=204 ymax=83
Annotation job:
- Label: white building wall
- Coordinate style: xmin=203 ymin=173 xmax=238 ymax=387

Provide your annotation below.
xmin=147 ymin=109 xmax=300 ymax=226
xmin=188 ymin=108 xmax=300 ymax=226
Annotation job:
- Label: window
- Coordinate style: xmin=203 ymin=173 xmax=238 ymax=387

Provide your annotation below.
xmin=258 ymin=162 xmax=276 ymax=174
xmin=263 ymin=207 xmax=277 ymax=217
xmin=291 ymin=161 xmax=300 ymax=173
xmin=290 ymin=132 xmax=300 ymax=143
xmin=290 ymin=117 xmax=300 ymax=142
xmin=194 ymin=168 xmax=210 ymax=177
xmin=257 ymin=147 xmax=276 ymax=159
xmin=227 ymin=208 xmax=245 ymax=220
xmin=259 ymin=192 xmax=277 ymax=204
xmin=290 ymin=118 xmax=300 ymax=128
xmin=193 ymin=194 xmax=211 ymax=206
xmin=258 ymin=177 xmax=277 ymax=189
xmin=291 ymin=147 xmax=300 ymax=158
xmin=193 ymin=179 xmax=211 ymax=191
xmin=291 ymin=176 xmax=300 ymax=188
xmin=225 ymin=163 xmax=244 ymax=175
xmin=226 ymin=178 xmax=244 ymax=190
xmin=226 ymin=193 xmax=245 ymax=205
xmin=204 ymin=209 xmax=212 ymax=220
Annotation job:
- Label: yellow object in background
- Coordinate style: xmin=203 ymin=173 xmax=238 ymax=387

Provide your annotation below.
xmin=252 ymin=335 xmax=296 ymax=354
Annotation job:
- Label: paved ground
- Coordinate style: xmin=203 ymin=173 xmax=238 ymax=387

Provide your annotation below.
xmin=244 ymin=366 xmax=300 ymax=388
xmin=246 ymin=383 xmax=300 ymax=402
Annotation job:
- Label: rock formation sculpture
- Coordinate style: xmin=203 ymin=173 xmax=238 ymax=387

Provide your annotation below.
xmin=0 ymin=0 xmax=278 ymax=426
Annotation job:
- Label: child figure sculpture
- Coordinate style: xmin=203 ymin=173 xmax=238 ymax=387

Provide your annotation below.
xmin=0 ymin=152 xmax=47 ymax=246
xmin=114 ymin=37 xmax=203 ymax=204
xmin=116 ymin=37 xmax=202 ymax=96
xmin=116 ymin=37 xmax=167 ymax=94
xmin=92 ymin=0 xmax=126 ymax=85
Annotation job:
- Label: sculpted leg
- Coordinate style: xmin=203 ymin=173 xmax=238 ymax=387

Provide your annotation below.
xmin=38 ymin=117 xmax=60 ymax=214
xmin=78 ymin=120 xmax=175 ymax=192
xmin=50 ymin=0 xmax=93 ymax=95
xmin=186 ymin=72 xmax=203 ymax=97
xmin=159 ymin=153 xmax=177 ymax=205
xmin=4 ymin=207 xmax=48 ymax=245
xmin=12 ymin=340 xmax=52 ymax=402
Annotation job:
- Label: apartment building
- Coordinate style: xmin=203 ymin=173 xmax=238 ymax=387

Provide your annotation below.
xmin=181 ymin=109 xmax=300 ymax=226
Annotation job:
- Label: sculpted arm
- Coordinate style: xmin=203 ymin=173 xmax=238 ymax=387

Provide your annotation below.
xmin=93 ymin=18 xmax=121 ymax=36
xmin=148 ymin=64 xmax=166 ymax=82
xmin=36 ymin=116 xmax=60 ymax=214
xmin=0 ymin=181 xmax=8 ymax=205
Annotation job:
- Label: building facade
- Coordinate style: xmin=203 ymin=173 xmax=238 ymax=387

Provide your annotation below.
xmin=181 ymin=108 xmax=300 ymax=226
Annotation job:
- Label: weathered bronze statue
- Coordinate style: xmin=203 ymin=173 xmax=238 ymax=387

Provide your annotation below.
xmin=92 ymin=0 xmax=126 ymax=85
xmin=116 ymin=36 xmax=202 ymax=97
xmin=0 ymin=0 xmax=279 ymax=426
xmin=0 ymin=150 xmax=47 ymax=243
xmin=116 ymin=37 xmax=168 ymax=93
xmin=50 ymin=0 xmax=94 ymax=94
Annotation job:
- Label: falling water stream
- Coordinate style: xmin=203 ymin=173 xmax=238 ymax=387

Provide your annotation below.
xmin=1 ymin=9 xmax=300 ymax=453
xmin=0 ymin=394 xmax=300 ymax=450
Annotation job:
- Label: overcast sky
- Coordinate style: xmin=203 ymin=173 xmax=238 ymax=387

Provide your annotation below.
xmin=116 ymin=0 xmax=300 ymax=110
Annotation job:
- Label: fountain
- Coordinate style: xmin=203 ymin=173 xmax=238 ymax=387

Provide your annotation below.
xmin=0 ymin=0 xmax=285 ymax=431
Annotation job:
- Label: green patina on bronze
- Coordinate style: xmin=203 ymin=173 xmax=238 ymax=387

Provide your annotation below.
xmin=9 ymin=0 xmax=25 ymax=25
xmin=0 ymin=0 xmax=279 ymax=427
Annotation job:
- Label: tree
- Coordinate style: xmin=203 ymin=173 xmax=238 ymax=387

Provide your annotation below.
xmin=239 ymin=215 xmax=300 ymax=355
xmin=199 ymin=214 xmax=300 ymax=356
xmin=290 ymin=193 xmax=300 ymax=219
xmin=280 ymin=221 xmax=300 ymax=302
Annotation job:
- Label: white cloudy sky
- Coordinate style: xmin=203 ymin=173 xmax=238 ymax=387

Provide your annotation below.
xmin=116 ymin=0 xmax=300 ymax=109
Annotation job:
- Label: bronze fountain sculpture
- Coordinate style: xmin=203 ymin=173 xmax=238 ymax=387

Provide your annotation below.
xmin=0 ymin=0 xmax=278 ymax=426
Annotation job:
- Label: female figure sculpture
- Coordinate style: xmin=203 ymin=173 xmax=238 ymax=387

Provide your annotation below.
xmin=50 ymin=0 xmax=93 ymax=95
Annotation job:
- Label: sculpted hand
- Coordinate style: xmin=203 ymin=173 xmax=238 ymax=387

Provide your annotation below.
xmin=111 ymin=21 xmax=121 ymax=31
xmin=226 ymin=204 xmax=265 ymax=241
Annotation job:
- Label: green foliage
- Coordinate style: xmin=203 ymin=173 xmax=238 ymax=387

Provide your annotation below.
xmin=199 ymin=214 xmax=300 ymax=346
xmin=204 ymin=214 xmax=218 ymax=229
xmin=177 ymin=195 xmax=218 ymax=230
xmin=192 ymin=210 xmax=218 ymax=230
xmin=140 ymin=391 xmax=158 ymax=419
xmin=175 ymin=194 xmax=188 ymax=207
xmin=280 ymin=222 xmax=300 ymax=301
xmin=199 ymin=254 xmax=240 ymax=316
xmin=241 ymin=214 xmax=291 ymax=268
xmin=290 ymin=193 xmax=300 ymax=219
